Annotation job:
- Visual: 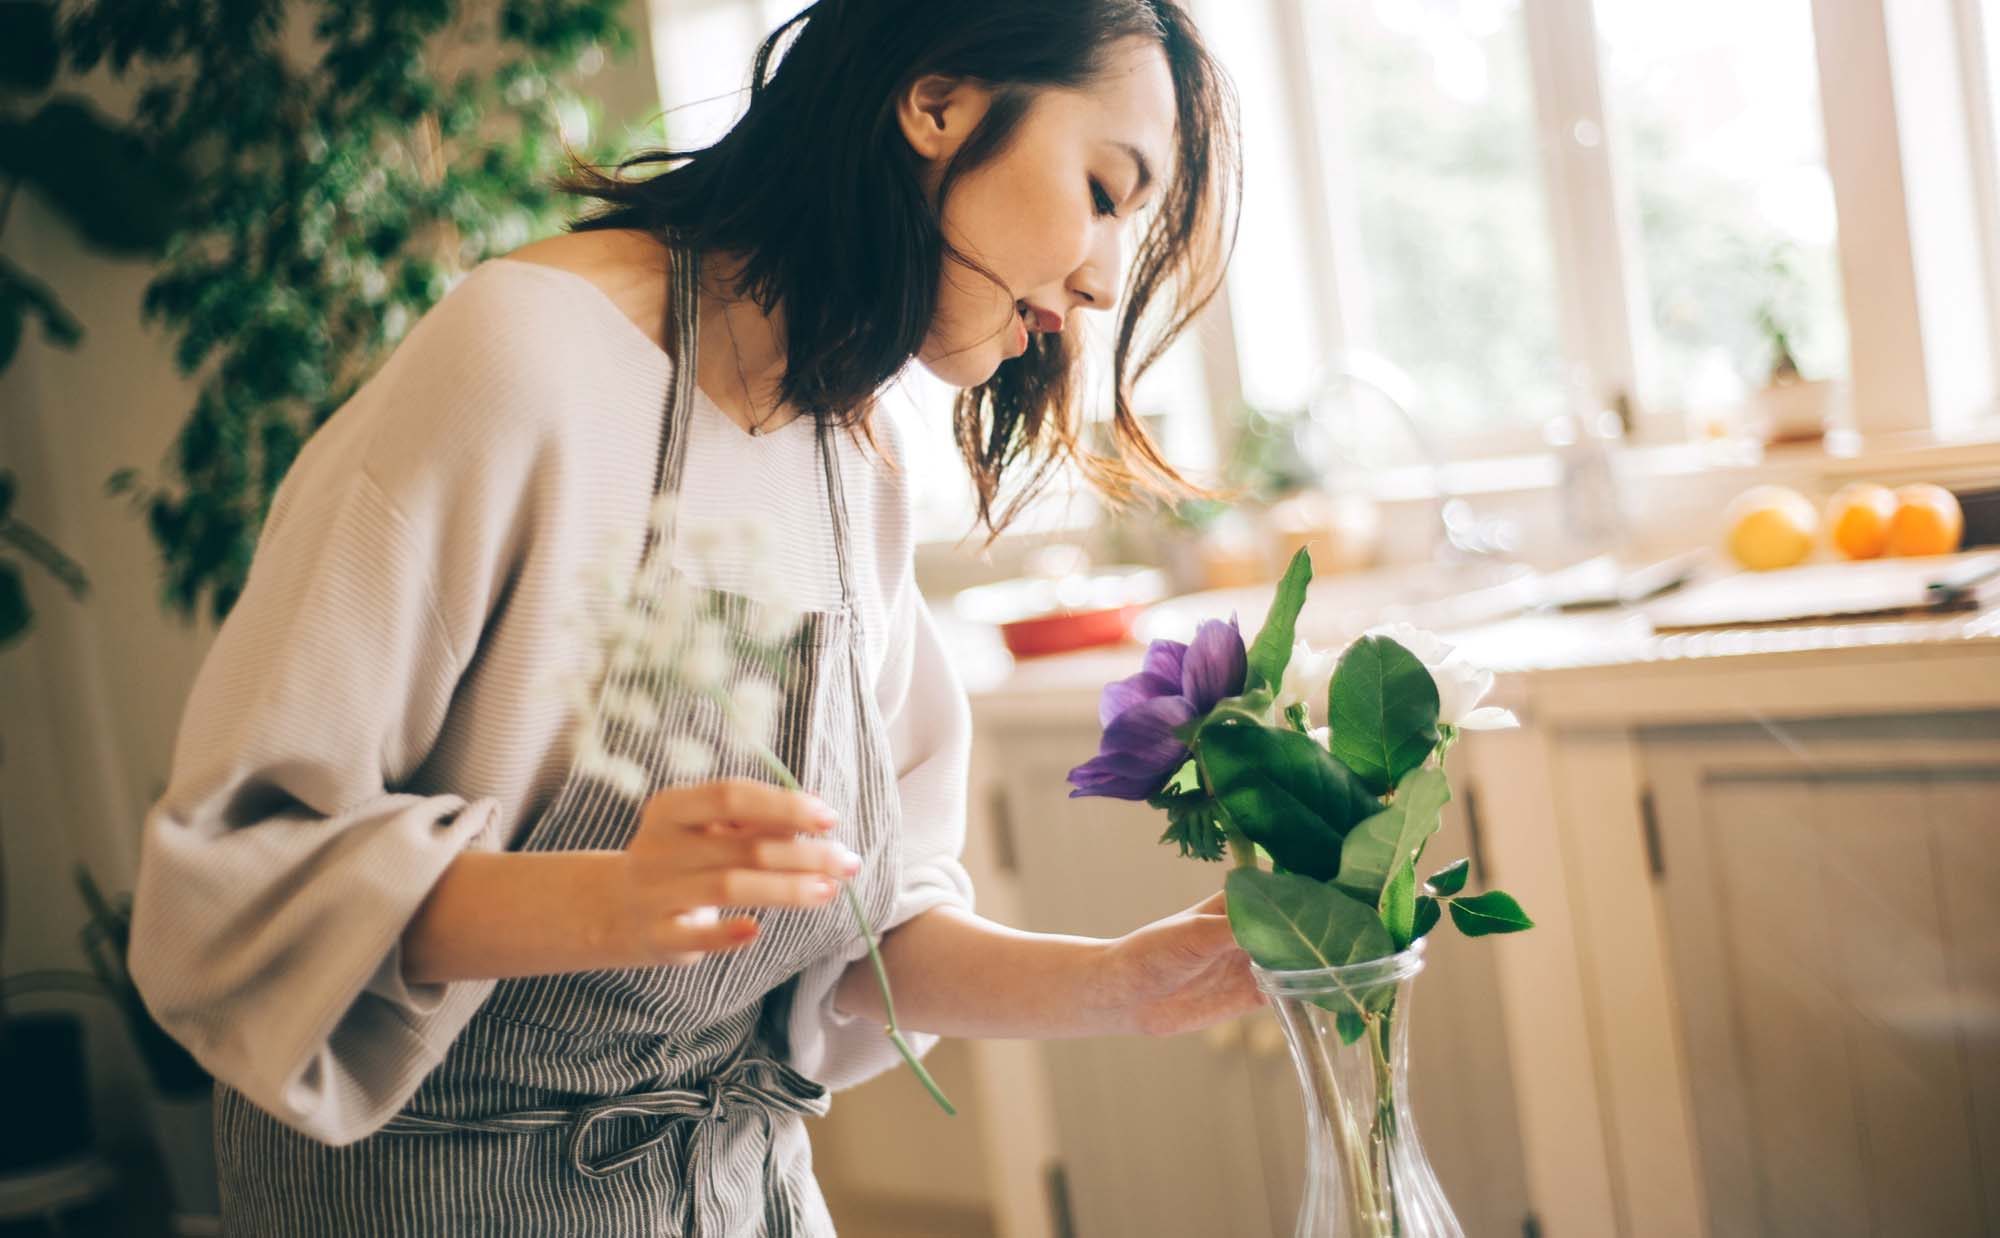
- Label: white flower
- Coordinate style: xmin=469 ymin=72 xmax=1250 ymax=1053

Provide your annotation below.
xmin=601 ymin=684 xmax=660 ymax=731
xmin=1361 ymin=621 xmax=1518 ymax=731
xmin=744 ymin=595 xmax=803 ymax=646
xmin=682 ymin=518 xmax=731 ymax=566
xmin=679 ymin=619 xmax=730 ymax=690
xmin=1276 ymin=639 xmax=1337 ymax=718
xmin=663 ymin=737 xmax=714 ymax=781
xmin=729 ymin=676 xmax=781 ymax=748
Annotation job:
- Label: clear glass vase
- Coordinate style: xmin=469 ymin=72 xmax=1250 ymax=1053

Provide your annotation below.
xmin=1252 ymin=940 xmax=1463 ymax=1238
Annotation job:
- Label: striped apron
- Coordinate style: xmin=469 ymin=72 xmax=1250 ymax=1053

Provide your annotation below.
xmin=214 ymin=244 xmax=902 ymax=1235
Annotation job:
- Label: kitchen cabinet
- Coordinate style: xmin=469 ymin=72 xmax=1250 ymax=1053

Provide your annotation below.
xmin=1462 ymin=618 xmax=2000 ymax=1237
xmin=1641 ymin=713 xmax=1999 ymax=1238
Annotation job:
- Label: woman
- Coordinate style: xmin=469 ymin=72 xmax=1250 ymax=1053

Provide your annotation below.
xmin=128 ymin=1 xmax=1258 ymax=1233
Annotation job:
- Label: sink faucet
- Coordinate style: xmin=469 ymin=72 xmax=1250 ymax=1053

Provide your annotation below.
xmin=1302 ymin=349 xmax=1520 ymax=564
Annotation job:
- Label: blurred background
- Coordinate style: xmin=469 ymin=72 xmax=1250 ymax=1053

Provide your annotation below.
xmin=3 ymin=0 xmax=1998 ymax=1234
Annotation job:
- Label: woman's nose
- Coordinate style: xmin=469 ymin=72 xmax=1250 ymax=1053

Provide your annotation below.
xmin=1068 ymin=227 xmax=1125 ymax=314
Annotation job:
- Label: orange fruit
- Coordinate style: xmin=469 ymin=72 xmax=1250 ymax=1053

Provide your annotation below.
xmin=1825 ymin=482 xmax=1897 ymax=560
xmin=1884 ymin=483 xmax=1964 ymax=557
xmin=1725 ymin=484 xmax=1818 ymax=571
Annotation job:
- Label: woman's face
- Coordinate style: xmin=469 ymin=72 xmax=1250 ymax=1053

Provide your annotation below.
xmin=901 ymin=37 xmax=1177 ymax=389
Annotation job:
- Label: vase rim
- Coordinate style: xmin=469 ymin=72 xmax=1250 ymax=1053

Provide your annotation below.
xmin=1248 ymin=939 xmax=1428 ymax=993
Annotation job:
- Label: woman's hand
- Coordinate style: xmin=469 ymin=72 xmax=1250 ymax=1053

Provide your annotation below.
xmin=1097 ymin=888 xmax=1268 ymax=1038
xmin=614 ymin=777 xmax=863 ymax=967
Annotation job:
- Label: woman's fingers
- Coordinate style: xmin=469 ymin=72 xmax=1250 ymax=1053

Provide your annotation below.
xmin=645 ymin=907 xmax=764 ymax=966
xmin=677 ymin=832 xmax=862 ymax=880
xmin=639 ymin=777 xmax=837 ymax=840
xmin=685 ymin=866 xmax=843 ymax=909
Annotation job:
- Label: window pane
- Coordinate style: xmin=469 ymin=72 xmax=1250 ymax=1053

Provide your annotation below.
xmin=1595 ymin=0 xmax=1848 ymax=414
xmin=1303 ymin=0 xmax=1568 ymax=440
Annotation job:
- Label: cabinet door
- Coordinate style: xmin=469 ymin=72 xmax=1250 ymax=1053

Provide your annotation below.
xmin=993 ymin=722 xmax=1280 ymax=1238
xmin=1643 ymin=712 xmax=2000 ymax=1238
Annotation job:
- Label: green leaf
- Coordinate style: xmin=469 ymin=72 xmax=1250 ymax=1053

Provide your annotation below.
xmin=1424 ymin=857 xmax=1470 ymax=898
xmin=1244 ymin=546 xmax=1312 ymax=694
xmin=1155 ymin=758 xmax=1201 ymax=798
xmin=1334 ymin=1010 xmax=1368 ymax=1045
xmin=1185 ymin=685 xmax=1275 ymax=735
xmin=1327 ymin=635 xmax=1441 ymax=794
xmin=1380 ymin=861 xmax=1416 ymax=949
xmin=1335 ymin=768 xmax=1450 ymax=904
xmin=1225 ymin=867 xmax=1394 ymax=973
xmin=1155 ymin=796 xmax=1228 ymax=862
xmin=1199 ymin=721 xmax=1377 ymax=881
xmin=1448 ymin=889 xmax=1536 ymax=937
xmin=1412 ymin=896 xmax=1441 ymax=941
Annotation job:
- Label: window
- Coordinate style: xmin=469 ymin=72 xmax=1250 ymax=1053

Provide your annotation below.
xmin=1302 ymin=1 xmax=1568 ymax=438
xmin=645 ymin=0 xmax=1999 ymax=544
xmin=1594 ymin=0 xmax=1847 ymax=417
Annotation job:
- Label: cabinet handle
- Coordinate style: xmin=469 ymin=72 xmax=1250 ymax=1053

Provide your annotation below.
xmin=1638 ymin=787 xmax=1665 ymax=880
xmin=1464 ymin=783 xmax=1489 ymax=883
xmin=1045 ymin=1158 xmax=1078 ymax=1238
xmin=988 ymin=784 xmax=1019 ymax=877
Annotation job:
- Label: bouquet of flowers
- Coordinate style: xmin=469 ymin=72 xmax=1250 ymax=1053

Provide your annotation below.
xmin=1068 ymin=547 xmax=1531 ymax=1232
xmin=1067 ymin=547 xmax=1532 ymax=960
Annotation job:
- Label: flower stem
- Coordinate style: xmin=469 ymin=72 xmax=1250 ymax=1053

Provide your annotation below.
xmin=727 ymin=701 xmax=956 ymax=1116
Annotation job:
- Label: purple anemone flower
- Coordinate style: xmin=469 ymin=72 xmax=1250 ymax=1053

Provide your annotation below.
xmin=1066 ymin=616 xmax=1248 ymax=800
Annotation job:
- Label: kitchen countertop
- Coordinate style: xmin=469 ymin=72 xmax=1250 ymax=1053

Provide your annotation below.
xmin=947 ymin=577 xmax=2000 ymax=722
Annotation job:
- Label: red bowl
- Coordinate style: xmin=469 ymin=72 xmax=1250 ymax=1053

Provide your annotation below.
xmin=998 ymin=604 xmax=1146 ymax=658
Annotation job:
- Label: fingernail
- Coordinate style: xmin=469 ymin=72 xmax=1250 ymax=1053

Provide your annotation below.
xmin=805 ymin=795 xmax=837 ymax=824
xmin=834 ymin=844 xmax=862 ymax=873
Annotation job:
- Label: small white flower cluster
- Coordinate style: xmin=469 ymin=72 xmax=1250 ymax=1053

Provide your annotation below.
xmin=550 ymin=493 xmax=808 ymax=799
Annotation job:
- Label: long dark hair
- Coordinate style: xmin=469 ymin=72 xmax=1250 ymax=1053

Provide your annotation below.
xmin=556 ymin=0 xmax=1241 ymax=536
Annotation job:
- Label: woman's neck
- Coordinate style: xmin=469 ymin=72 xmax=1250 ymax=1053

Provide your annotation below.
xmin=694 ymin=250 xmax=799 ymax=436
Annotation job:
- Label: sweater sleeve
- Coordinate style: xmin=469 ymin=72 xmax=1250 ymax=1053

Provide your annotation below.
xmin=781 ymin=573 xmax=976 ymax=1093
xmin=127 ymin=288 xmax=551 ymax=1144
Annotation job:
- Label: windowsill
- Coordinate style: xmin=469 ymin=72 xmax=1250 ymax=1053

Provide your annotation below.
xmin=912 ymin=422 xmax=2000 ymax=596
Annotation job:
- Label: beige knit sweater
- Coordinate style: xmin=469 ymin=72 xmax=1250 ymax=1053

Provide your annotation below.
xmin=127 ymin=257 xmax=976 ymax=1145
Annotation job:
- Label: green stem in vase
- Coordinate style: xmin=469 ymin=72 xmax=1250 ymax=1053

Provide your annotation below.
xmin=726 ymin=698 xmax=957 ymax=1116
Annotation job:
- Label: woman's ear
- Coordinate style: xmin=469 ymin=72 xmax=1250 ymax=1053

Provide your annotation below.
xmin=896 ymin=72 xmax=991 ymax=165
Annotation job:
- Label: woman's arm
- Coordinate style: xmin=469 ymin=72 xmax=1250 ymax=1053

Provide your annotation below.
xmin=830 ymin=890 xmax=1264 ymax=1042
xmin=400 ymin=851 xmax=631 ymax=985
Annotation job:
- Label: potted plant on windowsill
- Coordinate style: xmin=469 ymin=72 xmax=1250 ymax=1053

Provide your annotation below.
xmin=1742 ymin=241 xmax=1840 ymax=446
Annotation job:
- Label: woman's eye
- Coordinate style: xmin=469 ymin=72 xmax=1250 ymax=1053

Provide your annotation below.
xmin=1090 ymin=179 xmax=1119 ymax=219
